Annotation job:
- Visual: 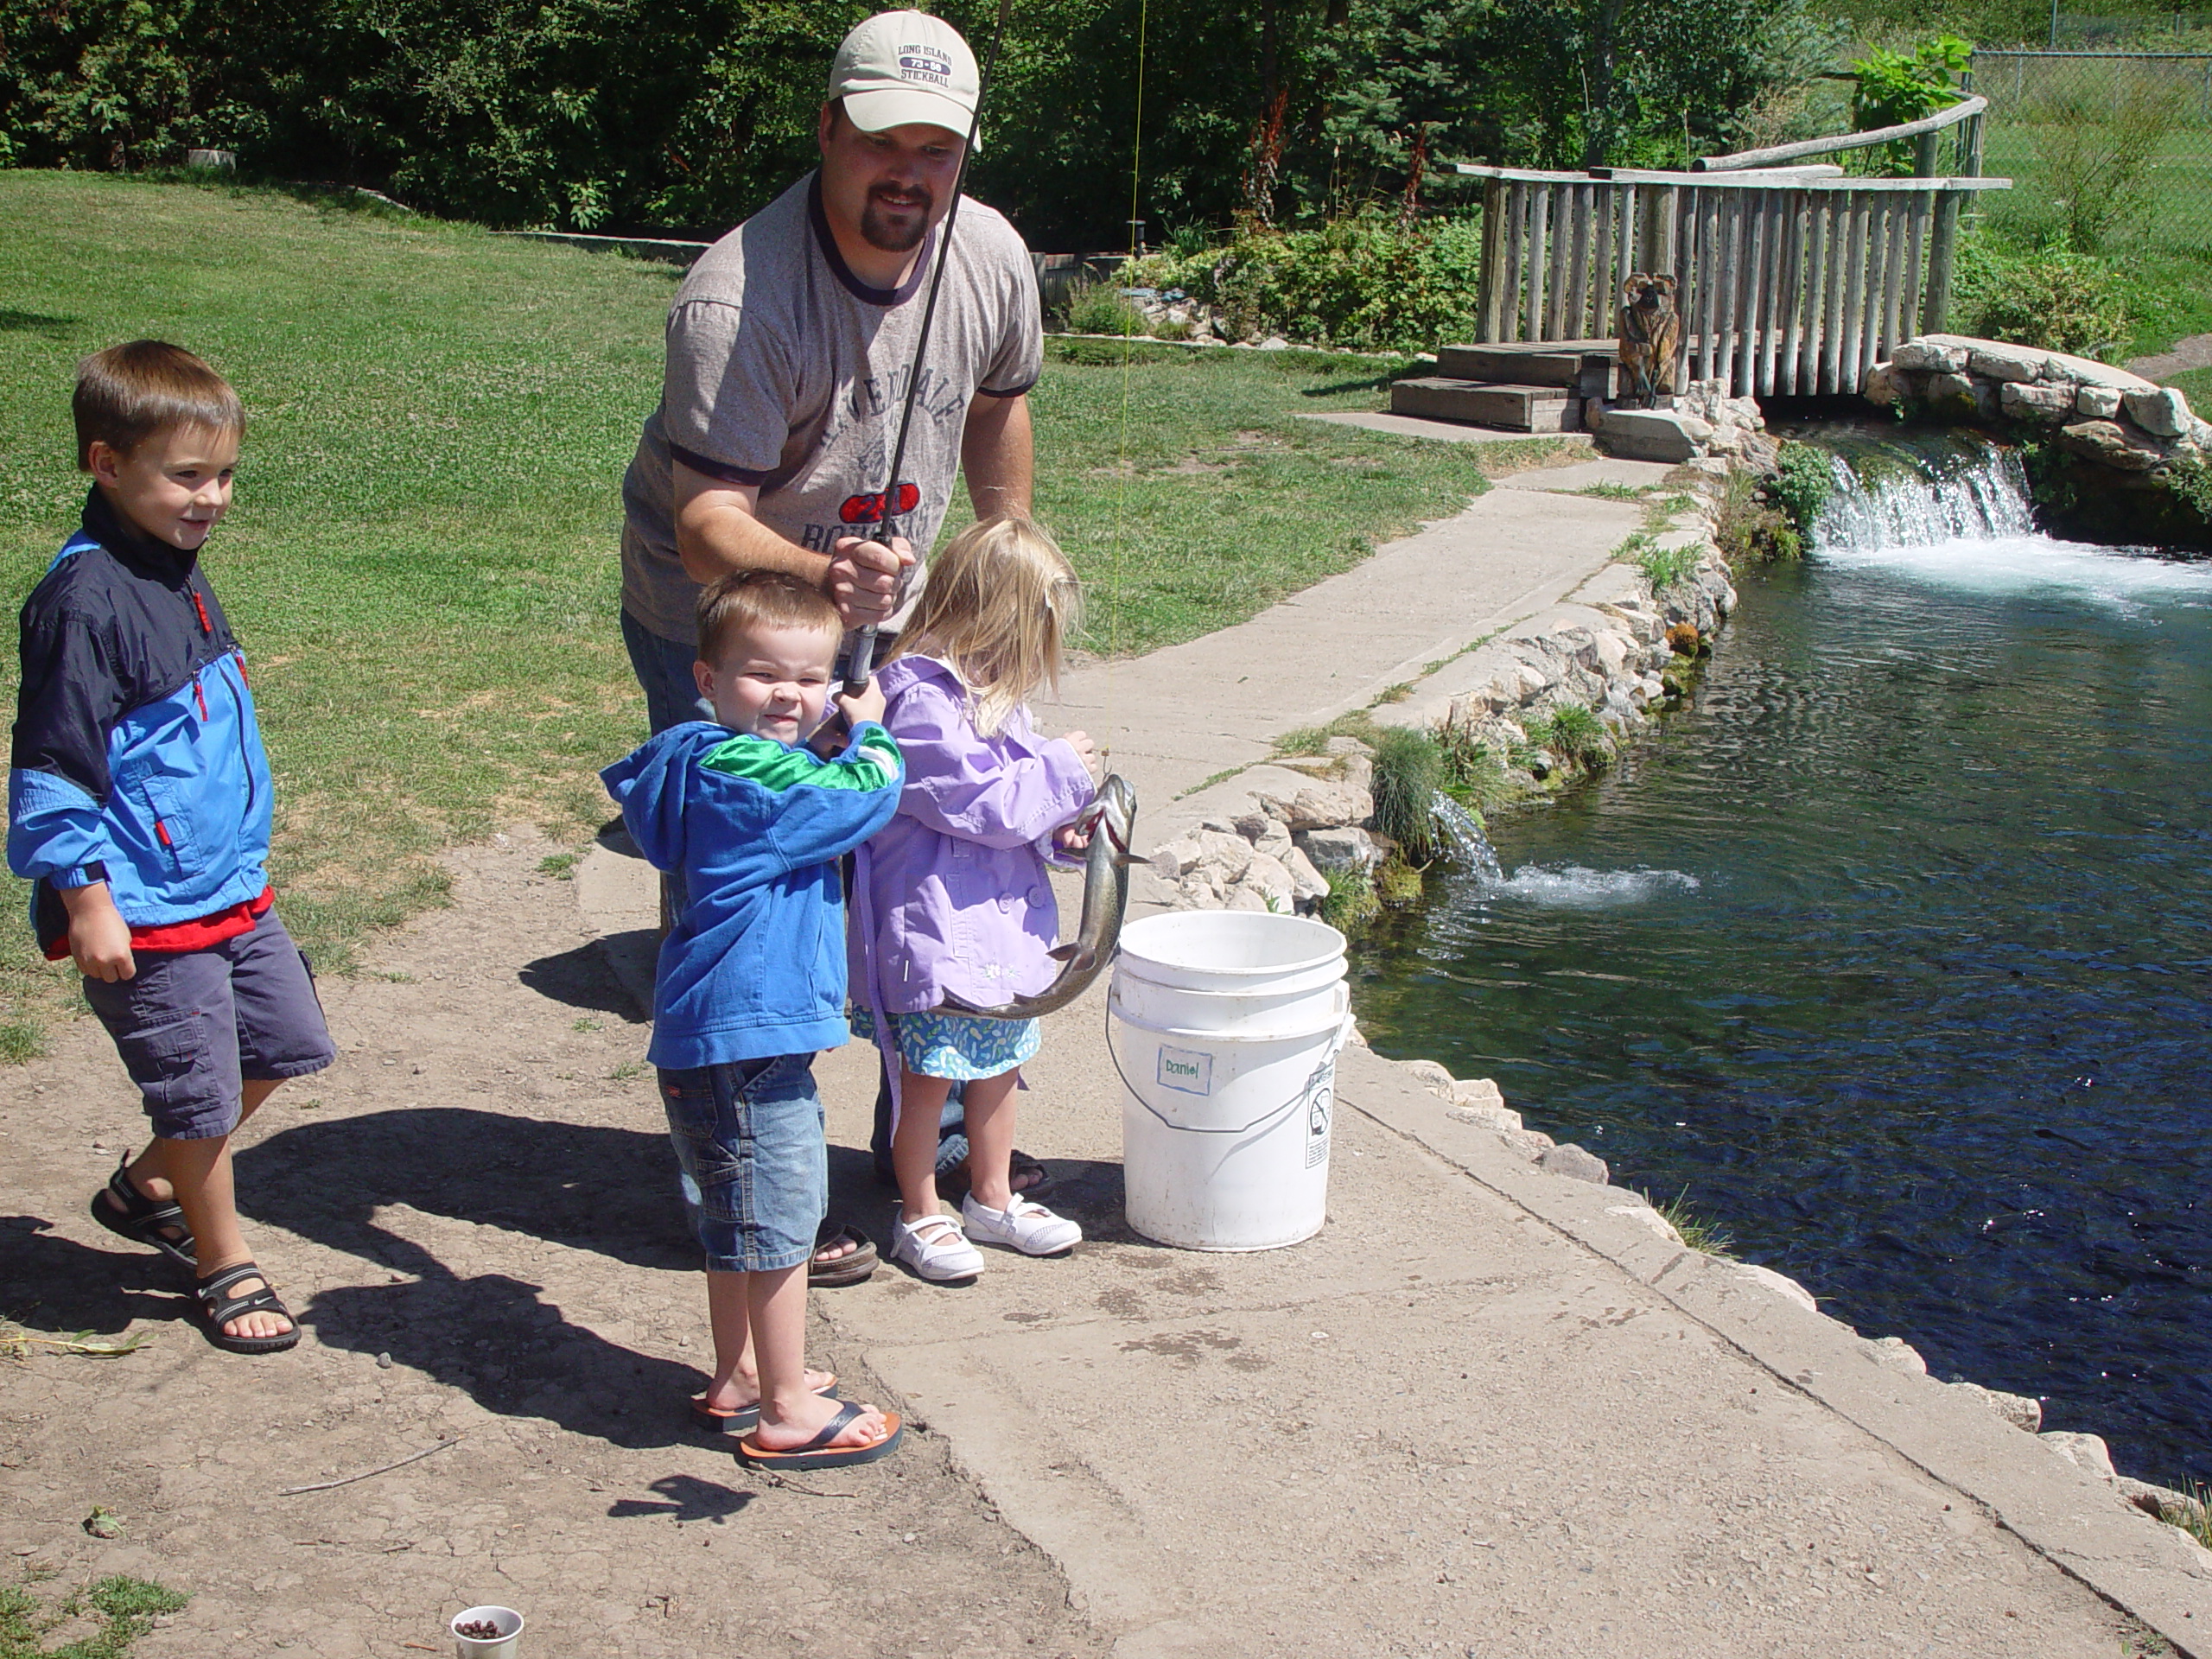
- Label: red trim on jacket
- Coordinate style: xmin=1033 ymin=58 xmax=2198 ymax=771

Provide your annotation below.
xmin=43 ymin=886 xmax=274 ymax=961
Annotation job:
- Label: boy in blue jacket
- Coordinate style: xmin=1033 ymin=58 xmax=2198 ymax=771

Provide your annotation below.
xmin=10 ymin=341 xmax=335 ymax=1355
xmin=601 ymin=570 xmax=905 ymax=1471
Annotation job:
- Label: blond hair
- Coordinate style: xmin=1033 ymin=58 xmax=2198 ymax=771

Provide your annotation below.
xmin=73 ymin=340 xmax=245 ymax=469
xmin=696 ymin=569 xmax=843 ymax=664
xmin=890 ymin=515 xmax=1081 ymax=735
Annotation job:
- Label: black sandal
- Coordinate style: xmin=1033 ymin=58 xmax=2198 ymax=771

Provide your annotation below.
xmin=90 ymin=1154 xmax=195 ymax=1272
xmin=194 ymin=1262 xmax=299 ymax=1355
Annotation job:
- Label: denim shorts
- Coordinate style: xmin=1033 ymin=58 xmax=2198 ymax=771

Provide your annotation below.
xmin=80 ymin=905 xmax=336 ymax=1141
xmin=658 ymin=1052 xmax=827 ymax=1273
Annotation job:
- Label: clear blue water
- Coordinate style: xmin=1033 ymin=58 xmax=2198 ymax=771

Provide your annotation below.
xmin=1354 ymin=465 xmax=2212 ymax=1484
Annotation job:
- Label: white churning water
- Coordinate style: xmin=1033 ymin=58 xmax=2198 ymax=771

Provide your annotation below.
xmin=1428 ymin=791 xmax=1700 ymax=907
xmin=1811 ymin=441 xmax=2212 ymax=608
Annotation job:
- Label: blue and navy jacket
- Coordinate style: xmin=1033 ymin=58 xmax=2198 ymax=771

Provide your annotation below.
xmin=601 ymin=719 xmax=903 ymax=1070
xmin=9 ymin=489 xmax=274 ymax=953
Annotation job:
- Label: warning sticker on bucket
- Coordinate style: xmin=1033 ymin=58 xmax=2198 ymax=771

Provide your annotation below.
xmin=1156 ymin=1046 xmax=1213 ymax=1096
xmin=1300 ymin=1058 xmax=1335 ymax=1168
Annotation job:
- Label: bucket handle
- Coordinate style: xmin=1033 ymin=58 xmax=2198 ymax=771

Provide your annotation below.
xmin=1105 ymin=994 xmax=1357 ymax=1137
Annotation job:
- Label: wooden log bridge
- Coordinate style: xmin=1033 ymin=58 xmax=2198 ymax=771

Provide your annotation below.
xmin=1440 ymin=98 xmax=2008 ymax=406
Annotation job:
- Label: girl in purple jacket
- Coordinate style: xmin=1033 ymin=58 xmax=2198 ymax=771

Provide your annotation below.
xmin=851 ymin=517 xmax=1103 ymax=1283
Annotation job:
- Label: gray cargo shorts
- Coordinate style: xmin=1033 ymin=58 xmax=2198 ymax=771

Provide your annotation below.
xmin=82 ymin=905 xmax=336 ymax=1141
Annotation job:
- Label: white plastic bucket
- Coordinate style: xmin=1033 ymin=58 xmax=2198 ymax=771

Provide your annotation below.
xmin=1109 ymin=912 xmax=1351 ymax=1251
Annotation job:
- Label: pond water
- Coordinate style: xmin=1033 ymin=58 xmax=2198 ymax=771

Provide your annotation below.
xmin=1353 ymin=439 xmax=2212 ymax=1484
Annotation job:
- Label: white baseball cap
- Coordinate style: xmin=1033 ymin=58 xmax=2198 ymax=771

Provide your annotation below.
xmin=829 ymin=10 xmax=982 ymax=150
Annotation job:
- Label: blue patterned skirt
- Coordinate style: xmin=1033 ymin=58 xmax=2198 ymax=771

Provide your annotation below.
xmin=851 ymin=1005 xmax=1041 ymax=1080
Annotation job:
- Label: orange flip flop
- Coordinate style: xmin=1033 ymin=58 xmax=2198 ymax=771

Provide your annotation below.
xmin=736 ymin=1401 xmax=903 ymax=1470
xmin=690 ymin=1374 xmax=838 ymax=1434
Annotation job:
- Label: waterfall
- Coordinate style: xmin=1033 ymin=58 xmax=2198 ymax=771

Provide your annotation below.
xmin=1426 ymin=788 xmax=1700 ymax=905
xmin=1813 ymin=444 xmax=2036 ymax=555
xmin=1429 ymin=791 xmax=1503 ymax=883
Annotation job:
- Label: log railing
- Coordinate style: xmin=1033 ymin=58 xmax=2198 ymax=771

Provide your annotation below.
xmin=1694 ymin=94 xmax=1988 ymax=178
xmin=1455 ymin=165 xmax=2010 ymax=397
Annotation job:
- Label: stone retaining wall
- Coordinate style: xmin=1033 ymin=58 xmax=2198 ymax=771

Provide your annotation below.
xmin=1145 ymin=468 xmax=1740 ymax=916
xmin=1866 ymin=334 xmax=2212 ymax=547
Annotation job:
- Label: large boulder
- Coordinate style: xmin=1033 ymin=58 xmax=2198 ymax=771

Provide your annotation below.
xmin=1297 ymin=824 xmax=1378 ymax=873
xmin=2124 ymin=385 xmax=2192 ymax=439
xmin=1999 ymin=380 xmax=2075 ymax=424
xmin=1966 ymin=341 xmax=2050 ymax=384
xmin=2075 ymin=384 xmax=2123 ymax=419
xmin=1256 ymin=779 xmax=1374 ymax=832
xmin=1594 ymin=408 xmax=1708 ymax=464
xmin=2058 ymin=419 xmax=2168 ymax=474
xmin=1891 ymin=339 xmax=1967 ymax=374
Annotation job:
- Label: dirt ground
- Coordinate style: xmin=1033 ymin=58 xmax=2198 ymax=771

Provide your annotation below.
xmin=0 ymin=828 xmax=1109 ymax=1658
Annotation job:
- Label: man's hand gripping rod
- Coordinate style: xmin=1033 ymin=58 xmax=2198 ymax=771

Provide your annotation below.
xmin=843 ymin=0 xmax=1015 ymax=696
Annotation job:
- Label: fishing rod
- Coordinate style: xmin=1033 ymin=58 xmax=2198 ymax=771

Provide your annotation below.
xmin=843 ymin=0 xmax=1017 ymax=696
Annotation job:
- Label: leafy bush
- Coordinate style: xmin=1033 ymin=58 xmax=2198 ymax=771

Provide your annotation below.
xmin=1712 ymin=469 xmax=1802 ymax=565
xmin=1321 ymin=868 xmax=1380 ymax=933
xmin=1369 ymin=726 xmax=1445 ymax=865
xmin=1063 ymin=279 xmax=1147 ymax=338
xmin=1436 ymin=721 xmax=1517 ymax=810
xmin=1955 ymin=236 xmax=2131 ymax=359
xmin=2170 ymin=455 xmax=2212 ymax=521
xmin=1768 ymin=441 xmax=1834 ymax=533
xmin=1628 ymin=533 xmax=1704 ymax=592
xmin=1132 ymin=213 xmax=1485 ymax=354
xmin=1848 ymin=35 xmax=1968 ymax=175
xmin=1526 ymin=703 xmax=1611 ymax=772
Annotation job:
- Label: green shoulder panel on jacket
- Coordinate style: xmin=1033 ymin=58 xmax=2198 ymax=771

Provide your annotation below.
xmin=699 ymin=727 xmax=902 ymax=792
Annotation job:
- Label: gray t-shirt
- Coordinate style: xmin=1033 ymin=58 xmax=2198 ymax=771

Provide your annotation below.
xmin=620 ymin=170 xmax=1043 ymax=645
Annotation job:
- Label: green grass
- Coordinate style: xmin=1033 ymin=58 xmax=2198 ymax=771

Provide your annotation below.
xmin=1975 ymin=112 xmax=2212 ymax=359
xmin=1 ymin=1573 xmax=188 ymax=1658
xmin=1023 ymin=336 xmax=1575 ymax=657
xmin=0 ymin=170 xmax=1555 ymax=1039
xmin=2171 ymin=365 xmax=2212 ymax=422
xmin=1648 ymin=1188 xmax=1736 ymax=1258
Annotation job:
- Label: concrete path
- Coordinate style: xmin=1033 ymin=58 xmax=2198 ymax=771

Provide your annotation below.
xmin=1042 ymin=460 xmax=1660 ymax=846
xmin=580 ymin=451 xmax=2212 ymax=1656
xmin=2128 ymin=333 xmax=2212 ymax=384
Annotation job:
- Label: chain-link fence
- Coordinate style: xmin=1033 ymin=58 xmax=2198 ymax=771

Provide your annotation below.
xmin=1967 ymin=49 xmax=2212 ymax=251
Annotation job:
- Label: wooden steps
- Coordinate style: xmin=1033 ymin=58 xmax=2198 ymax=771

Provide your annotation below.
xmin=1389 ymin=340 xmax=1620 ymax=435
xmin=1390 ymin=378 xmax=1581 ymax=433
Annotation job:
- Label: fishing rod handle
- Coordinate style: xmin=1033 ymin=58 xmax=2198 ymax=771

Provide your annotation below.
xmin=844 ymin=625 xmax=880 ymax=696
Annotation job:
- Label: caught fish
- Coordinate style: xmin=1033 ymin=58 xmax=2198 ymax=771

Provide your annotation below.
xmin=938 ymin=772 xmax=1143 ymax=1021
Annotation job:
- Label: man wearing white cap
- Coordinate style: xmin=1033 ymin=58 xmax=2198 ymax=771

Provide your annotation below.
xmin=618 ymin=7 xmax=1040 ymax=734
xmin=616 ymin=10 xmax=1043 ymax=1285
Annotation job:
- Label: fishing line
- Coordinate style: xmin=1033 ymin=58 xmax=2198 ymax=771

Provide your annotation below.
xmin=1106 ymin=0 xmax=1148 ymax=744
xmin=844 ymin=0 xmax=1018 ymax=695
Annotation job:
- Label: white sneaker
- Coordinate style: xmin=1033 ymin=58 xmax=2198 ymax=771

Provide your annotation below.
xmin=962 ymin=1192 xmax=1083 ymax=1256
xmin=888 ymin=1211 xmax=985 ymax=1282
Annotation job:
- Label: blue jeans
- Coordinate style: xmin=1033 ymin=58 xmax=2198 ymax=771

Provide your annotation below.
xmin=658 ymin=1054 xmax=827 ymax=1274
xmin=621 ymin=609 xmax=714 ymax=918
xmin=620 ymin=608 xmax=714 ymax=734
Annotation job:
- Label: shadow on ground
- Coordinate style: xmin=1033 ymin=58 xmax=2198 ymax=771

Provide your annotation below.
xmin=0 ymin=1211 xmax=196 ymax=1335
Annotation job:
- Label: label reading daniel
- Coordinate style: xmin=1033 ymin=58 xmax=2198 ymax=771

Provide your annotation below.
xmin=1156 ymin=1046 xmax=1212 ymax=1096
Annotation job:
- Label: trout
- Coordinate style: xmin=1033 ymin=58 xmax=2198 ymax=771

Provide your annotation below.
xmin=938 ymin=773 xmax=1142 ymax=1021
